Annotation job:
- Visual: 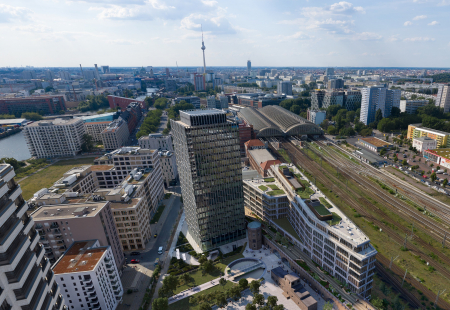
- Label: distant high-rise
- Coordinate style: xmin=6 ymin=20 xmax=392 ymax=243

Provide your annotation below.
xmin=436 ymin=84 xmax=450 ymax=113
xmin=201 ymin=27 xmax=207 ymax=74
xmin=247 ymin=60 xmax=251 ymax=75
xmin=94 ymin=64 xmax=100 ymax=80
xmin=166 ymin=68 xmax=170 ymax=76
xmin=277 ymin=81 xmax=292 ymax=96
xmin=194 ymin=74 xmax=206 ymax=91
xmin=101 ymin=65 xmax=110 ymax=73
xmin=171 ymin=110 xmax=246 ymax=251
xmin=328 ymin=79 xmax=344 ymax=90
xmin=361 ymin=86 xmax=387 ymax=125
xmin=324 ymin=68 xmax=334 ymax=76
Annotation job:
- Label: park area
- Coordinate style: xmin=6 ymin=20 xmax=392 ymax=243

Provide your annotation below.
xmin=18 ymin=157 xmax=96 ymax=200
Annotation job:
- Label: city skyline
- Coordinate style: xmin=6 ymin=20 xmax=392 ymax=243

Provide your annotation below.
xmin=1 ymin=0 xmax=450 ymax=67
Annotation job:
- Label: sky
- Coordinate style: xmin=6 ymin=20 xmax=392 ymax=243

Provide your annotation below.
xmin=1 ymin=0 xmax=450 ymax=68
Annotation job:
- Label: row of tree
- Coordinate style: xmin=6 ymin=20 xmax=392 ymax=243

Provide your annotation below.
xmin=167 ymin=101 xmax=195 ymax=120
xmin=136 ymin=109 xmax=162 ymax=138
xmin=77 ymin=94 xmax=109 ymax=112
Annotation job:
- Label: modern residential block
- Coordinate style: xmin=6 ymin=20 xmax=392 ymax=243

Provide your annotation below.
xmin=277 ymin=81 xmax=293 ymax=96
xmin=0 ymin=164 xmax=66 ymax=310
xmin=171 ymin=109 xmax=246 ymax=251
xmin=435 ymin=84 xmax=450 ymax=113
xmin=400 ymin=99 xmax=428 ymax=114
xmin=174 ymin=96 xmax=201 ymax=109
xmin=307 ymin=109 xmax=326 ymax=126
xmin=32 ymin=202 xmax=125 ymax=268
xmin=407 ymin=124 xmax=450 ymax=148
xmin=138 ymin=133 xmax=173 ymax=151
xmin=158 ymin=150 xmax=178 ymax=187
xmin=360 ymin=86 xmax=387 ymax=125
xmin=101 ymin=119 xmax=129 ymax=150
xmin=53 ymin=240 xmax=123 ymax=310
xmin=24 ymin=118 xmax=85 ymax=158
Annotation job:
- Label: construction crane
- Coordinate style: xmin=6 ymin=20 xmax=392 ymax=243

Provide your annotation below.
xmin=72 ymin=85 xmax=77 ymax=101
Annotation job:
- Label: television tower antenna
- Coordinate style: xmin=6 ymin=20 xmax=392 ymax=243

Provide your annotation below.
xmin=201 ymin=25 xmax=206 ymax=74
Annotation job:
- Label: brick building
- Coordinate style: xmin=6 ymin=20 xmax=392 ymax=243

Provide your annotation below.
xmin=107 ymin=95 xmax=144 ymax=110
xmin=239 ymin=122 xmax=255 ymax=156
xmin=0 ymin=95 xmax=66 ymax=115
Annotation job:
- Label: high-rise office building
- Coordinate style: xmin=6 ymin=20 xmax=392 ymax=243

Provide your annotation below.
xmin=101 ymin=65 xmax=110 ymax=73
xmin=247 ymin=60 xmax=251 ymax=75
xmin=344 ymin=89 xmax=362 ymax=111
xmin=385 ymin=88 xmax=402 ymax=114
xmin=324 ymin=68 xmax=335 ymax=76
xmin=436 ymin=84 xmax=450 ymax=113
xmin=328 ymin=79 xmax=344 ymax=90
xmin=171 ymin=110 xmax=246 ymax=251
xmin=0 ymin=164 xmax=66 ymax=310
xmin=194 ymin=74 xmax=206 ymax=91
xmin=277 ymin=81 xmax=292 ymax=96
xmin=360 ymin=86 xmax=387 ymax=125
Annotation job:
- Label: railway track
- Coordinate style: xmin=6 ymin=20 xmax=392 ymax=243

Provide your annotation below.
xmin=278 ymin=140 xmax=450 ymax=309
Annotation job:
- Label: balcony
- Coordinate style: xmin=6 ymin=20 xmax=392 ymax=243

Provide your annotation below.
xmin=50 ymin=223 xmax=59 ymax=229
xmin=105 ymin=262 xmax=113 ymax=269
xmin=109 ymin=273 xmax=117 ymax=280
xmin=0 ymin=233 xmax=28 ymax=266
xmin=0 ymin=197 xmax=14 ymax=223
xmin=5 ymin=249 xmax=35 ymax=284
xmin=0 ymin=215 xmax=22 ymax=247
xmin=7 ymin=185 xmax=22 ymax=204
xmin=13 ymin=265 xmax=41 ymax=300
xmin=21 ymin=280 xmax=46 ymax=310
xmin=91 ymin=303 xmax=101 ymax=310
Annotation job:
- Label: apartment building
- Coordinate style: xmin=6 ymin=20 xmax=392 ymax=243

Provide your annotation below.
xmin=407 ymin=124 xmax=450 ymax=148
xmin=0 ymin=95 xmax=66 ymax=115
xmin=138 ymin=133 xmax=173 ymax=151
xmin=307 ymin=110 xmax=326 ymax=126
xmin=435 ymin=84 xmax=450 ymax=112
xmin=23 ymin=118 xmax=85 ymax=158
xmin=399 ymin=99 xmax=428 ymax=114
xmin=53 ymin=240 xmax=123 ymax=310
xmin=360 ymin=86 xmax=386 ymax=125
xmin=311 ymin=90 xmax=344 ymax=110
xmin=159 ymin=150 xmax=178 ymax=187
xmin=174 ymin=96 xmax=201 ymax=109
xmin=101 ymin=119 xmax=129 ymax=150
xmin=84 ymin=121 xmax=111 ymax=142
xmin=171 ymin=109 xmax=246 ymax=251
xmin=344 ymin=89 xmax=362 ymax=111
xmin=32 ymin=201 xmax=125 ymax=269
xmin=265 ymin=164 xmax=376 ymax=298
xmin=0 ymin=164 xmax=66 ymax=310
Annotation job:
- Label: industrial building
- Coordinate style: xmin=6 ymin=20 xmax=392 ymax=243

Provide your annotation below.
xmin=238 ymin=105 xmax=323 ymax=138
xmin=358 ymin=137 xmax=392 ymax=152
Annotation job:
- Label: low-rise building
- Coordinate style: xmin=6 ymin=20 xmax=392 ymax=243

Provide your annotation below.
xmin=271 ymin=267 xmax=317 ymax=310
xmin=399 ymin=99 xmax=428 ymax=114
xmin=407 ymin=124 xmax=450 ymax=148
xmin=245 ymin=139 xmax=281 ymax=177
xmin=138 ymin=133 xmax=173 ymax=151
xmin=307 ymin=109 xmax=326 ymax=126
xmin=413 ymin=136 xmax=437 ymax=152
xmin=239 ymin=122 xmax=255 ymax=156
xmin=101 ymin=119 xmax=130 ymax=150
xmin=423 ymin=149 xmax=450 ymax=169
xmin=32 ymin=202 xmax=125 ymax=268
xmin=53 ymin=240 xmax=123 ymax=310
xmin=24 ymin=118 xmax=85 ymax=158
xmin=358 ymin=137 xmax=392 ymax=152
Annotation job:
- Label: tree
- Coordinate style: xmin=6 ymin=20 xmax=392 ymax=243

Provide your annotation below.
xmin=290 ymin=105 xmax=301 ymax=115
xmin=327 ymin=125 xmax=337 ymax=135
xmin=189 ymin=296 xmax=197 ymax=305
xmin=202 ymin=260 xmax=214 ymax=275
xmin=21 ymin=112 xmax=43 ymax=121
xmin=391 ymin=106 xmax=401 ymax=117
xmin=0 ymin=157 xmax=26 ymax=170
xmin=154 ymin=97 xmax=168 ymax=109
xmin=323 ymin=301 xmax=333 ymax=310
xmin=371 ymin=297 xmax=384 ymax=310
xmin=44 ymin=86 xmax=54 ymax=92
xmin=123 ymin=89 xmax=133 ymax=98
xmin=152 ymin=297 xmax=168 ymax=310
xmin=245 ymin=304 xmax=257 ymax=310
xmin=375 ymin=108 xmax=383 ymax=123
xmin=219 ymin=277 xmax=227 ymax=288
xmin=443 ymin=179 xmax=448 ymax=187
xmin=198 ymin=255 xmax=207 ymax=265
xmin=215 ymin=292 xmax=227 ymax=308
xmin=249 ymin=280 xmax=261 ymax=296
xmin=239 ymin=278 xmax=249 ymax=291
xmin=267 ymin=296 xmax=278 ymax=308
xmin=380 ymin=148 xmax=387 ymax=156
xmin=326 ymin=104 xmax=342 ymax=118
xmin=430 ymin=172 xmax=437 ymax=182
xmin=199 ymin=303 xmax=212 ymax=310
xmin=272 ymin=305 xmax=284 ymax=310
xmin=393 ymin=155 xmax=398 ymax=162
xmin=180 ymin=273 xmax=193 ymax=285
xmin=402 ymin=159 xmax=407 ymax=166
xmin=81 ymin=134 xmax=95 ymax=152
xmin=159 ymin=274 xmax=179 ymax=297
xmin=230 ymin=286 xmax=241 ymax=301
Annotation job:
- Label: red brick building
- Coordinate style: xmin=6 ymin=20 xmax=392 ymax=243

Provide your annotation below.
xmin=239 ymin=122 xmax=255 ymax=156
xmin=108 ymin=95 xmax=144 ymax=110
xmin=244 ymin=139 xmax=281 ymax=177
xmin=0 ymin=96 xmax=66 ymax=115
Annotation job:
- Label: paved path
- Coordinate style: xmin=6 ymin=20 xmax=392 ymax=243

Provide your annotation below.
xmin=168 ymin=277 xmax=223 ymax=305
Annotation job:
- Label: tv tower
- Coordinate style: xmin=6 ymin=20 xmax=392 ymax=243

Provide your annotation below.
xmin=201 ymin=25 xmax=206 ymax=74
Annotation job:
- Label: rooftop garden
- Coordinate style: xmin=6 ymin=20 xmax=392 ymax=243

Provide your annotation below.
xmin=258 ymin=185 xmax=268 ymax=191
xmin=296 ymin=187 xmax=314 ymax=199
xmin=329 ymin=212 xmax=342 ymax=226
xmin=313 ymin=204 xmax=332 ymax=216
xmin=267 ymin=189 xmax=285 ymax=196
xmin=263 ymin=177 xmax=275 ymax=182
xmin=267 ymin=184 xmax=280 ymax=190
xmin=319 ymin=197 xmax=333 ymax=209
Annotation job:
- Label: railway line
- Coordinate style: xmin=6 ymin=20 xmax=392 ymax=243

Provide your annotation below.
xmin=278 ymin=140 xmax=450 ymax=309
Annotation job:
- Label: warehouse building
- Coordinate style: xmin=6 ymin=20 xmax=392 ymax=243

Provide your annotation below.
xmin=358 ymin=137 xmax=392 ymax=153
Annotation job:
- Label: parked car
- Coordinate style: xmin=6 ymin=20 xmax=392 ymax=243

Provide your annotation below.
xmin=130 ymin=251 xmax=140 ymax=256
xmin=130 ymin=259 xmax=140 ymax=264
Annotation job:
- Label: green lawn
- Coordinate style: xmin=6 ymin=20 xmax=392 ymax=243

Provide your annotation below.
xmin=313 ymin=204 xmax=331 ymax=216
xmin=267 ymin=184 xmax=280 ymax=190
xmin=258 ymin=185 xmax=268 ymax=191
xmin=300 ymin=179 xmax=310 ymax=187
xmin=173 ymin=263 xmax=227 ymax=294
xmin=221 ymin=253 xmax=245 ymax=266
xmin=273 ymin=217 xmax=301 ymax=242
xmin=19 ymin=157 xmax=96 ymax=200
xmin=150 ymin=204 xmax=166 ymax=224
xmin=168 ymin=281 xmax=235 ymax=310
xmin=319 ymin=197 xmax=332 ymax=209
xmin=329 ymin=212 xmax=342 ymax=226
xmin=264 ymin=177 xmax=275 ymax=182
xmin=267 ymin=190 xmax=285 ymax=196
xmin=296 ymin=187 xmax=314 ymax=199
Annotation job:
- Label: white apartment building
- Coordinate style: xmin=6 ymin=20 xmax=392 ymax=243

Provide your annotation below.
xmin=53 ymin=240 xmax=123 ymax=310
xmin=0 ymin=164 xmax=66 ymax=310
xmin=244 ymin=163 xmax=377 ymax=298
xmin=101 ymin=119 xmax=129 ymax=150
xmin=413 ymin=136 xmax=437 ymax=152
xmin=436 ymin=84 xmax=450 ymax=113
xmin=24 ymin=118 xmax=85 ymax=158
xmin=399 ymin=100 xmax=428 ymax=114
xmin=159 ymin=150 xmax=178 ymax=187
xmin=138 ymin=133 xmax=173 ymax=151
xmin=84 ymin=121 xmax=110 ymax=142
xmin=307 ymin=110 xmax=326 ymax=126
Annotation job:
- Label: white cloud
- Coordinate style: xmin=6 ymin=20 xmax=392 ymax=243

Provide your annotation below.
xmin=328 ymin=2 xmax=365 ymax=14
xmin=404 ymin=21 xmax=412 ymax=26
xmin=275 ymin=32 xmax=314 ymax=42
xmin=387 ymin=35 xmax=400 ymax=42
xmin=107 ymin=39 xmax=146 ymax=44
xmin=404 ymin=37 xmax=435 ymax=42
xmin=428 ymin=21 xmax=439 ymax=25
xmin=13 ymin=24 xmax=52 ymax=33
xmin=351 ymin=32 xmax=382 ymax=41
xmin=362 ymin=52 xmax=389 ymax=56
xmin=201 ymin=0 xmax=218 ymax=6
xmin=413 ymin=15 xmax=427 ymax=20
xmin=438 ymin=0 xmax=450 ymax=6
xmin=0 ymin=4 xmax=32 ymax=23
xmin=180 ymin=7 xmax=236 ymax=35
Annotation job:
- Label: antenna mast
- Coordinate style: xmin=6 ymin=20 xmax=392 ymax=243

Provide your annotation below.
xmin=201 ymin=25 xmax=206 ymax=75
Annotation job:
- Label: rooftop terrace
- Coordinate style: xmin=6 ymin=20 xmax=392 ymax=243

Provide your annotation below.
xmin=53 ymin=240 xmax=107 ymax=274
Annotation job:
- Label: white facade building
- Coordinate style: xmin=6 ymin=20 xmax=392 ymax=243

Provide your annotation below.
xmin=159 ymin=151 xmax=178 ymax=187
xmin=53 ymin=240 xmax=123 ymax=310
xmin=101 ymin=119 xmax=129 ymax=151
xmin=413 ymin=136 xmax=438 ymax=152
xmin=399 ymin=100 xmax=428 ymax=114
xmin=138 ymin=133 xmax=173 ymax=151
xmin=24 ymin=118 xmax=85 ymax=158
xmin=360 ymin=86 xmax=387 ymax=125
xmin=435 ymin=84 xmax=450 ymax=113
xmin=307 ymin=110 xmax=326 ymax=126
xmin=0 ymin=164 xmax=66 ymax=310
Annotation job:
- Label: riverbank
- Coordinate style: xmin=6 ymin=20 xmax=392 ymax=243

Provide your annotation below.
xmin=0 ymin=127 xmax=21 ymax=140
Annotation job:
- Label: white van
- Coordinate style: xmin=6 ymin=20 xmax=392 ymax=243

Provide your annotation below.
xmin=158 ymin=246 xmax=163 ymax=255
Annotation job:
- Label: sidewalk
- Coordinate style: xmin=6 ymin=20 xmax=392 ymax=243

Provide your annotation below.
xmin=168 ymin=277 xmax=221 ymax=305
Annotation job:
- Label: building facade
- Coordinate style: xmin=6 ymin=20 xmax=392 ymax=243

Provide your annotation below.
xmin=84 ymin=121 xmax=111 ymax=142
xmin=307 ymin=110 xmax=326 ymax=126
xmin=101 ymin=119 xmax=130 ymax=150
xmin=277 ymin=81 xmax=293 ymax=96
xmin=0 ymin=96 xmax=66 ymax=115
xmin=53 ymin=240 xmax=123 ymax=310
xmin=24 ymin=118 xmax=85 ymax=158
xmin=159 ymin=151 xmax=178 ymax=187
xmin=0 ymin=164 xmax=66 ymax=310
xmin=171 ymin=110 xmax=246 ymax=251
xmin=328 ymin=79 xmax=344 ymax=90
xmin=407 ymin=124 xmax=450 ymax=148
xmin=435 ymin=84 xmax=450 ymax=113
xmin=107 ymin=95 xmax=144 ymax=110
xmin=400 ymin=100 xmax=428 ymax=114
xmin=413 ymin=136 xmax=437 ymax=152
xmin=32 ymin=202 xmax=125 ymax=269
xmin=343 ymin=90 xmax=362 ymax=111
xmin=174 ymin=96 xmax=201 ymax=109
xmin=360 ymin=86 xmax=387 ymax=125
xmin=194 ymin=74 xmax=206 ymax=91
xmin=138 ymin=133 xmax=173 ymax=151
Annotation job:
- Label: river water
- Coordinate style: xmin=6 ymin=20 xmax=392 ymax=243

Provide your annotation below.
xmin=0 ymin=131 xmax=31 ymax=161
